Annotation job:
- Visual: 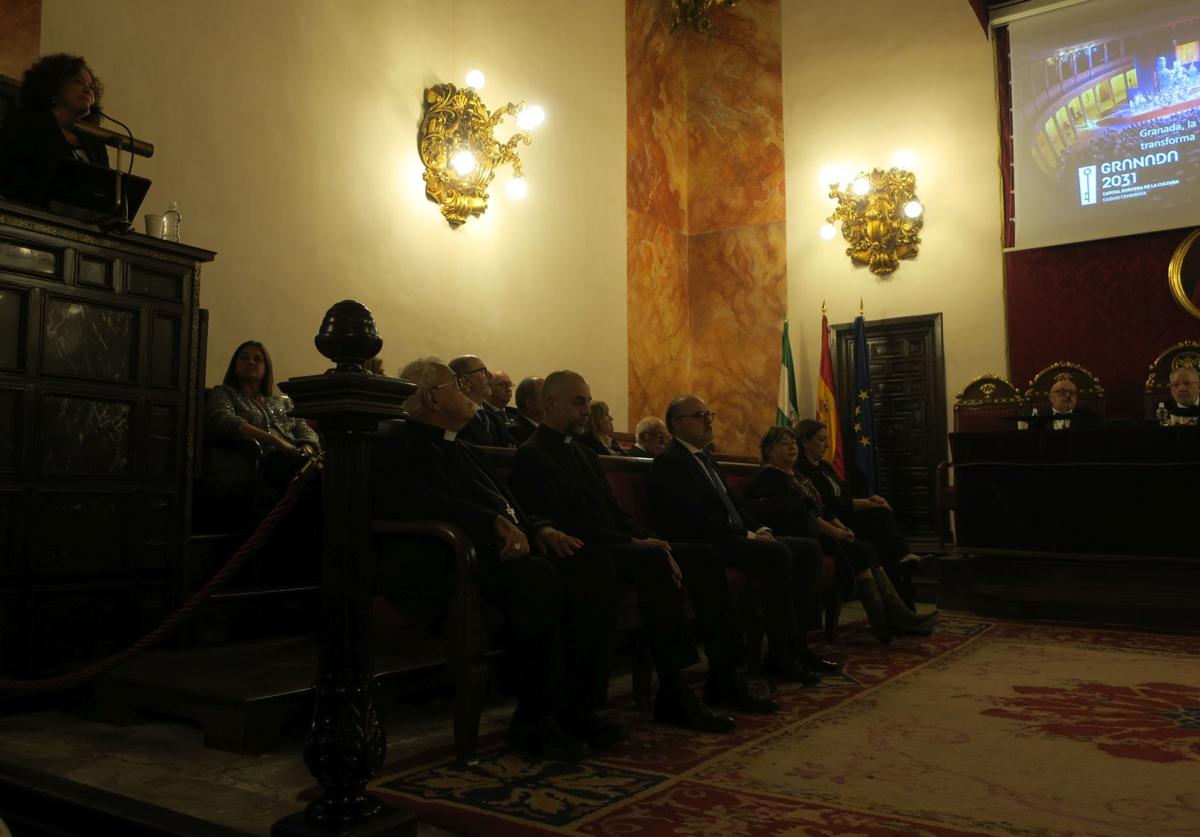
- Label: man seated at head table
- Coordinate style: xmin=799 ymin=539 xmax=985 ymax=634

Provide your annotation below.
xmin=631 ymin=416 xmax=670 ymax=458
xmin=448 ymin=354 xmax=515 ymax=447
xmin=508 ymin=371 xmax=777 ymax=728
xmin=1166 ymin=366 xmax=1200 ymax=424
xmin=507 ymin=376 xmax=544 ymax=445
xmin=1044 ymin=376 xmax=1102 ymax=430
xmin=647 ymin=394 xmax=839 ymax=683
xmin=373 ymin=357 xmax=618 ymax=761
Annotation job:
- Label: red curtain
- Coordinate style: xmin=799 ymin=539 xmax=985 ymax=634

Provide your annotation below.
xmin=1005 ymin=228 xmax=1200 ymax=419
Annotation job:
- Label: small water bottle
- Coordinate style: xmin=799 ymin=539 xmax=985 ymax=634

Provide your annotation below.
xmin=162 ymin=201 xmax=182 ymax=242
xmin=1156 ymin=402 xmax=1170 ymax=427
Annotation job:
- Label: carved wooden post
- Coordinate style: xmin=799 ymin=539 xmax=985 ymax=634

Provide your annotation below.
xmin=273 ymin=301 xmax=416 ymax=836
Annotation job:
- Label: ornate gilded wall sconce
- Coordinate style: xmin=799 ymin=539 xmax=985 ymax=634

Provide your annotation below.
xmin=669 ymin=0 xmax=737 ymax=36
xmin=819 ymin=167 xmax=925 ymax=276
xmin=418 ymin=72 xmax=544 ymax=228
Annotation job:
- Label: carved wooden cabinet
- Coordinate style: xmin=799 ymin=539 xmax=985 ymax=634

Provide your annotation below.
xmin=0 ymin=200 xmax=215 ymax=676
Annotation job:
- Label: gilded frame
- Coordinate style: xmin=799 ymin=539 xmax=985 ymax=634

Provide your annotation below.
xmin=1168 ymin=228 xmax=1200 ymax=321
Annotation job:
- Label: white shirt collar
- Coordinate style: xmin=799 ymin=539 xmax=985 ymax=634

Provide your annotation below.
xmin=678 ymin=438 xmax=705 ymax=455
xmin=443 ymin=429 xmax=458 ymax=441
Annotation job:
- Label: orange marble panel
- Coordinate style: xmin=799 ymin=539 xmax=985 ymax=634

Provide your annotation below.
xmin=626 ymin=0 xmax=688 ymax=233
xmin=627 ymin=207 xmax=691 ymax=428
xmin=0 ymin=0 xmax=41 ymax=80
xmin=687 ymin=222 xmax=787 ymax=456
xmin=684 ymin=0 xmax=785 ymax=235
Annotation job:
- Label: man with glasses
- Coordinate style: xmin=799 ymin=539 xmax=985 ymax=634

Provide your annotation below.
xmin=373 ymin=357 xmax=613 ymax=761
xmin=484 ymin=368 xmax=520 ymax=425
xmin=1165 ymin=365 xmax=1200 ymax=425
xmin=509 ymin=372 xmax=777 ymax=733
xmin=631 ymin=416 xmax=670 ymax=458
xmin=648 ymin=395 xmax=838 ymax=684
xmin=1044 ymin=375 xmax=1101 ymax=431
xmin=449 ymin=354 xmax=515 ymax=447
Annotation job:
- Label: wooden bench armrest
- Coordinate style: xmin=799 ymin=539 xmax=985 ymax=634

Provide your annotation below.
xmin=370 ymin=519 xmax=480 ymax=593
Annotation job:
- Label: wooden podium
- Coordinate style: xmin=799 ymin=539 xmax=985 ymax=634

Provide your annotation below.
xmin=0 ymin=199 xmax=215 ymax=677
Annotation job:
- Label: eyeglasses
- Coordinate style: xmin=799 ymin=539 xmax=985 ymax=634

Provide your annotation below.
xmin=677 ymin=410 xmax=716 ymax=422
xmin=1049 ymin=388 xmax=1076 ymax=396
xmin=430 ymin=376 xmax=467 ymax=393
xmin=643 ymin=431 xmax=668 ymax=440
xmin=461 ymin=365 xmax=489 ymax=378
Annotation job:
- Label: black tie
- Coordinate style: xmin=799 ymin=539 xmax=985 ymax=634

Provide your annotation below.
xmin=698 ymin=452 xmax=744 ymax=530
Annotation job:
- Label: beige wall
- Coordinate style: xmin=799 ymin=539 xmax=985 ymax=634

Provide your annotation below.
xmin=41 ymin=0 xmax=630 ymax=423
xmin=782 ymin=0 xmax=1007 ymax=428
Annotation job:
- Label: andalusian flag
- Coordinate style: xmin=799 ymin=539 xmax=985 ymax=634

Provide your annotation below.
xmin=776 ymin=321 xmax=799 ymax=427
xmin=816 ymin=313 xmax=844 ymax=478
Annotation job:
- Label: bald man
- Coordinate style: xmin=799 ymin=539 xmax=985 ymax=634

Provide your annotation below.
xmin=448 ymin=354 xmax=514 ymax=447
xmin=1044 ymin=377 xmax=1102 ymax=431
xmin=484 ymin=368 xmax=520 ymax=424
xmin=648 ymin=394 xmax=837 ymax=683
xmin=509 ymin=372 xmax=777 ymax=730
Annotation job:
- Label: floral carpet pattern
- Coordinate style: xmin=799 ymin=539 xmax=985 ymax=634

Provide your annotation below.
xmin=357 ymin=617 xmax=1200 ymax=835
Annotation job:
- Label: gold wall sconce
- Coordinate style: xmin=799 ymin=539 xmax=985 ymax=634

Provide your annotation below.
xmin=669 ymin=0 xmax=737 ymax=36
xmin=418 ymin=71 xmax=544 ymax=228
xmin=819 ymin=164 xmax=924 ymax=276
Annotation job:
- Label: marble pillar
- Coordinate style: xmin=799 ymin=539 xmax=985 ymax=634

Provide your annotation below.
xmin=626 ymin=0 xmax=786 ymax=454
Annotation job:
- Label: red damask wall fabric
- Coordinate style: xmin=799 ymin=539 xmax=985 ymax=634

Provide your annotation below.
xmin=1005 ymin=227 xmax=1200 ymax=419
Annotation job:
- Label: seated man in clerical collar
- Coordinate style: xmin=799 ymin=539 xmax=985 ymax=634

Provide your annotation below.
xmin=1045 ymin=376 xmax=1101 ymax=431
xmin=1166 ymin=366 xmax=1200 ymax=425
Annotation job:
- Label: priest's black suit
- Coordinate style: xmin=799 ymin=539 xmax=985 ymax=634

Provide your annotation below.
xmin=372 ymin=418 xmax=614 ymax=723
xmin=647 ymin=439 xmax=824 ymax=665
xmin=508 ymin=424 xmax=746 ymax=686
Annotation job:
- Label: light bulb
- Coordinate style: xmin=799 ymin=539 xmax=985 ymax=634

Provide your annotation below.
xmin=903 ymin=200 xmax=923 ymax=219
xmin=892 ymin=149 xmax=914 ymax=169
xmin=450 ymin=149 xmax=477 ymax=177
xmin=465 ymin=69 xmax=485 ymax=89
xmin=507 ymin=177 xmax=528 ymax=199
xmin=819 ymin=223 xmax=837 ymax=240
xmin=851 ymin=177 xmax=870 ymax=196
xmin=517 ymin=105 xmax=545 ymax=131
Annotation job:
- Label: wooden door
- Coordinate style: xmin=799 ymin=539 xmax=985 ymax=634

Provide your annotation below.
xmin=832 ymin=314 xmax=946 ymax=544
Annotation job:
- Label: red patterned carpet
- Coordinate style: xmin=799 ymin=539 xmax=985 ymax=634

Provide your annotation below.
xmin=354 ymin=617 xmax=1200 ymax=835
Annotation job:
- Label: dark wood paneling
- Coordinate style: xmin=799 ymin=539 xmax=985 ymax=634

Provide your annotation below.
xmin=833 ymin=314 xmax=947 ymax=542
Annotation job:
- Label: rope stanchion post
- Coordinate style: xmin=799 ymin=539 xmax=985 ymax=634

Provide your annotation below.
xmin=271 ymin=301 xmax=416 ymax=837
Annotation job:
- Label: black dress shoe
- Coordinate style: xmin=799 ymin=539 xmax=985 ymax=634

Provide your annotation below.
xmin=761 ymin=656 xmax=821 ymax=686
xmin=558 ymin=709 xmax=628 ymax=749
xmin=507 ymin=716 xmax=590 ymax=762
xmin=795 ymin=645 xmax=842 ymax=674
xmin=654 ymin=686 xmax=736 ymax=733
xmin=704 ymin=673 xmax=779 ymax=714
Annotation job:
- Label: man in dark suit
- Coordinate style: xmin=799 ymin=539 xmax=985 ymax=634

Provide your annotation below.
xmin=1166 ymin=365 xmax=1200 ymax=424
xmin=630 ymin=416 xmax=669 ymax=458
xmin=449 ymin=354 xmax=515 ymax=447
xmin=507 ymin=376 xmax=544 ymax=445
xmin=373 ymin=357 xmax=617 ymax=760
xmin=1045 ymin=376 xmax=1102 ymax=430
xmin=484 ymin=368 xmax=521 ymax=425
xmin=648 ymin=395 xmax=837 ymax=682
xmin=510 ymin=371 xmax=776 ymax=729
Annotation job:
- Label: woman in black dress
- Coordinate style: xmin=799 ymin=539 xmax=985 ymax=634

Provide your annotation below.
xmin=0 ymin=54 xmax=110 ymax=206
xmin=744 ymin=426 xmax=930 ymax=642
xmin=793 ymin=419 xmax=925 ymax=606
xmin=577 ymin=400 xmax=631 ymax=456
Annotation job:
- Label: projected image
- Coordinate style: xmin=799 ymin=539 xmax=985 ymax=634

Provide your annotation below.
xmin=1010 ymin=0 xmax=1200 ymax=249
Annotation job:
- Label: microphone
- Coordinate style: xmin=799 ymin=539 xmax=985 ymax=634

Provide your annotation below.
xmin=71 ymin=119 xmax=154 ymax=158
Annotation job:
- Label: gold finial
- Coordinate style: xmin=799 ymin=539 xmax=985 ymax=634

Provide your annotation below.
xmin=859 ymin=297 xmax=864 ymax=316
xmin=821 ymin=300 xmax=827 ymax=315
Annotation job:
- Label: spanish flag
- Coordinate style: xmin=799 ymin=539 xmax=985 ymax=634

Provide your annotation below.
xmin=816 ymin=313 xmax=844 ymax=478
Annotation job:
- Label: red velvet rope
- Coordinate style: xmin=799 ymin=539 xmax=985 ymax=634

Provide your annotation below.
xmin=0 ymin=461 xmax=320 ymax=694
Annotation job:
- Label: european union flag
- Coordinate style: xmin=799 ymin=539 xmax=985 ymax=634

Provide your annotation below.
xmin=852 ymin=315 xmax=877 ymax=495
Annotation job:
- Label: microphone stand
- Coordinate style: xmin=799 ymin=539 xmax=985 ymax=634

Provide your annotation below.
xmin=87 ymin=112 xmax=140 ymax=235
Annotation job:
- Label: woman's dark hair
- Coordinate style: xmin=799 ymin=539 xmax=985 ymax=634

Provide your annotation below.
xmin=222 ymin=341 xmax=274 ymax=397
xmin=19 ymin=53 xmax=104 ymax=116
xmin=759 ymin=425 xmax=798 ymax=463
xmin=794 ymin=418 xmax=827 ymax=442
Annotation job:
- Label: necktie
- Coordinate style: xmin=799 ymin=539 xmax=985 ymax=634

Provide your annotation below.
xmin=698 ymin=453 xmax=744 ymax=529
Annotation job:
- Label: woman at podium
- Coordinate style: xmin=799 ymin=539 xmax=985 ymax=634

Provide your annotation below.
xmin=0 ymin=53 xmax=110 ymax=206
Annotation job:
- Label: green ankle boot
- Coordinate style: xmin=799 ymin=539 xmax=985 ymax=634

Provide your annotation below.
xmin=871 ymin=567 xmax=935 ymax=634
xmin=856 ymin=577 xmax=892 ymax=644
